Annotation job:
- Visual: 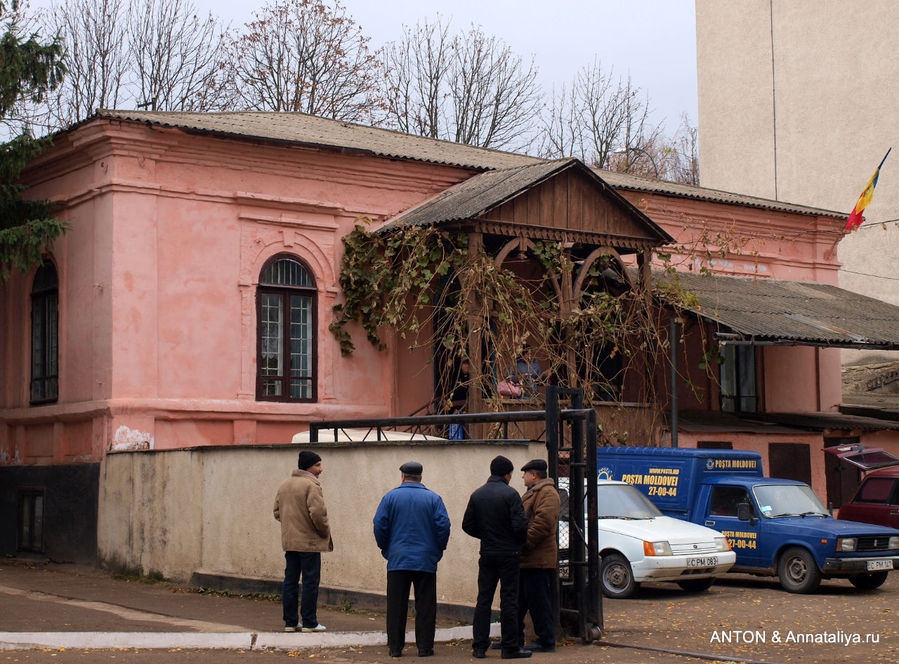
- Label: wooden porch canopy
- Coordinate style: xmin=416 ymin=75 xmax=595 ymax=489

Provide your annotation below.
xmin=380 ymin=158 xmax=675 ymax=418
xmin=380 ymin=158 xmax=674 ymax=256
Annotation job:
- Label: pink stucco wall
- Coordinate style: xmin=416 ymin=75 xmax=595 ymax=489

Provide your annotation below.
xmin=1 ymin=119 xmax=476 ymax=463
xmin=620 ymin=191 xmax=842 ymax=284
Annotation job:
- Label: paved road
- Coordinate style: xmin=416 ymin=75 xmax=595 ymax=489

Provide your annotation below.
xmin=1 ymin=560 xmax=897 ymax=663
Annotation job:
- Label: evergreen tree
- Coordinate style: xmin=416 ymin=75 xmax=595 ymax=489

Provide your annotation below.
xmin=0 ymin=1 xmax=66 ymax=282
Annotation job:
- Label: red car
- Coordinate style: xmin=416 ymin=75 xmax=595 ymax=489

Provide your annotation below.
xmin=838 ymin=466 xmax=899 ymax=529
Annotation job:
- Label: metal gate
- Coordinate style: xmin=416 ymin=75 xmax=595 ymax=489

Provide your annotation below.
xmin=545 ymin=386 xmax=602 ymax=643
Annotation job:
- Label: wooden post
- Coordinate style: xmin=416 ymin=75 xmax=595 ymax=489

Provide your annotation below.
xmin=560 ymin=245 xmax=577 ymax=391
xmin=637 ymin=249 xmax=652 ymax=303
xmin=466 ymin=232 xmax=485 ymax=437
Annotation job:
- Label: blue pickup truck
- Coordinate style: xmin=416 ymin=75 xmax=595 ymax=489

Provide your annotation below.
xmin=595 ymin=446 xmax=899 ymax=593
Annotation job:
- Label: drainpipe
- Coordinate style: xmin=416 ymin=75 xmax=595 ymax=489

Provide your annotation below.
xmin=670 ymin=318 xmax=679 ymax=448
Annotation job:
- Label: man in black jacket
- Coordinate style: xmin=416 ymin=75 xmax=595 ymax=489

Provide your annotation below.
xmin=462 ymin=455 xmax=531 ymax=659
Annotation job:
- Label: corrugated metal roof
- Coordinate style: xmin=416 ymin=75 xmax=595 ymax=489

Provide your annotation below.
xmin=678 ymin=409 xmax=899 ymax=432
xmin=660 ymin=271 xmax=899 ymax=349
xmin=95 ymin=110 xmax=539 ymax=170
xmin=379 ymin=158 xmax=674 ymax=243
xmin=92 ymin=110 xmax=846 ymax=219
xmin=598 ymin=170 xmax=846 ymax=219
xmin=759 ymin=411 xmax=899 ymax=432
xmin=381 ymin=159 xmax=573 ymax=228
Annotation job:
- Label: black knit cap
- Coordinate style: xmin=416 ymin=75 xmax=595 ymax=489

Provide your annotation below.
xmin=297 ymin=450 xmax=322 ymax=470
xmin=490 ymin=455 xmax=514 ymax=476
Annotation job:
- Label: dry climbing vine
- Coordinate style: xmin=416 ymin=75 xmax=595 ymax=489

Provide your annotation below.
xmin=330 ymin=218 xmax=726 ymax=443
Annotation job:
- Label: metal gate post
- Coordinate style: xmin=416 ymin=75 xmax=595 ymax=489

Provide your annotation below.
xmin=545 ymin=386 xmax=560 ymax=484
xmin=544 ymin=386 xmax=562 ymax=642
xmin=585 ymin=407 xmax=603 ymax=641
xmin=568 ymin=390 xmax=587 ymax=642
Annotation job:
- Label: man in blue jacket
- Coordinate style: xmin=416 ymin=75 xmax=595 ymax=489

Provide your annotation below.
xmin=373 ymin=461 xmax=451 ymax=658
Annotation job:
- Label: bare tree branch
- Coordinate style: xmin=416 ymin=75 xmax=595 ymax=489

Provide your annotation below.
xmin=41 ymin=0 xmax=130 ymax=127
xmin=379 ymin=16 xmax=541 ymax=151
xmin=228 ymin=0 xmax=380 ymax=122
xmin=539 ymin=59 xmax=662 ymax=173
xmin=128 ymin=0 xmax=231 ymax=111
xmin=381 ymin=17 xmax=452 ymax=138
xmin=665 ymin=114 xmax=700 ymax=185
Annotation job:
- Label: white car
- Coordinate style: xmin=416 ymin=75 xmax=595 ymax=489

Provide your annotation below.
xmin=559 ymin=479 xmax=736 ymax=598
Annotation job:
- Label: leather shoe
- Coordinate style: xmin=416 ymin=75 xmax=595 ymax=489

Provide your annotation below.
xmin=526 ymin=642 xmax=555 ymax=652
xmin=389 ymin=650 xmax=402 ymax=657
xmin=472 ymin=649 xmax=486 ymax=658
xmin=418 ymin=648 xmax=434 ymax=657
xmin=491 ymin=642 xmax=504 ymax=650
xmin=501 ymin=649 xmax=532 ymax=659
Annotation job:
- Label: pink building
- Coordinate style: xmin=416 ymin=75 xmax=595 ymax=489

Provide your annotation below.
xmin=2 ymin=111 xmax=899 ymax=561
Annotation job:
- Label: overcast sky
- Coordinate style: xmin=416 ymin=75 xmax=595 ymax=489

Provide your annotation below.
xmin=212 ymin=0 xmax=698 ymax=133
xmin=32 ymin=0 xmax=698 ymax=134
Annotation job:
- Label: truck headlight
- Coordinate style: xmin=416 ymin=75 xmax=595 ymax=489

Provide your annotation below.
xmin=714 ymin=537 xmax=731 ymax=552
xmin=836 ymin=537 xmax=857 ymax=552
xmin=889 ymin=536 xmax=899 ymax=550
xmin=643 ymin=540 xmax=672 ymax=556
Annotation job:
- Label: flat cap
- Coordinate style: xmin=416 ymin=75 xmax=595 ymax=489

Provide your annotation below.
xmin=400 ymin=461 xmax=423 ymax=475
xmin=521 ymin=459 xmax=547 ymax=472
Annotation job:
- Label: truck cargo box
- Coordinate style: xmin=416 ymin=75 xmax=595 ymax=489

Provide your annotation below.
xmin=596 ymin=447 xmax=764 ymax=519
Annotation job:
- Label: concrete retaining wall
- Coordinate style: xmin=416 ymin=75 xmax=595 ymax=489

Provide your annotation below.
xmin=98 ymin=440 xmax=545 ymax=607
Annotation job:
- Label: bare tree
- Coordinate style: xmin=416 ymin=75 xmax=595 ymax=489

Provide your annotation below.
xmin=228 ymin=0 xmax=380 ymax=121
xmin=540 ymin=59 xmax=662 ymax=173
xmin=609 ymin=114 xmax=700 ymax=184
xmin=450 ymin=27 xmax=541 ymax=149
xmin=380 ymin=17 xmax=541 ymax=151
xmin=664 ymin=114 xmax=700 ymax=185
xmin=42 ymin=0 xmax=130 ymax=127
xmin=381 ymin=17 xmax=452 ymax=139
xmin=539 ymin=82 xmax=582 ymax=162
xmin=128 ymin=0 xmax=231 ymax=111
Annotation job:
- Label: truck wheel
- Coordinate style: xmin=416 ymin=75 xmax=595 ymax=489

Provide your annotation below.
xmin=777 ymin=547 xmax=822 ymax=593
xmin=601 ymin=553 xmax=637 ymax=598
xmin=677 ymin=578 xmax=715 ymax=592
xmin=848 ymin=571 xmax=889 ymax=590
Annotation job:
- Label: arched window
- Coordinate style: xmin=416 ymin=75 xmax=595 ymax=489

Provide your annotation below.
xmin=31 ymin=261 xmax=59 ymax=404
xmin=256 ymin=255 xmax=317 ymax=402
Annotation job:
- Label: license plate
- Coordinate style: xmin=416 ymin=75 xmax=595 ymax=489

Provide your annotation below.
xmin=867 ymin=559 xmax=894 ymax=571
xmin=686 ymin=556 xmax=718 ymax=568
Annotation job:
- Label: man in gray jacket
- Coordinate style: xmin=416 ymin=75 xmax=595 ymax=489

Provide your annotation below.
xmin=274 ymin=450 xmax=332 ymax=632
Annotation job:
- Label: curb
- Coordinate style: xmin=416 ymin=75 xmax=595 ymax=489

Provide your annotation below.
xmin=0 ymin=623 xmax=498 ymax=651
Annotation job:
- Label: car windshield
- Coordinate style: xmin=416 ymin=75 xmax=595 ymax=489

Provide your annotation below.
xmin=753 ymin=484 xmax=829 ymax=518
xmin=597 ymin=484 xmax=663 ymax=519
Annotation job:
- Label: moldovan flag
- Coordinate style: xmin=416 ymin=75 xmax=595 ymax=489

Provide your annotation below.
xmin=845 ymin=148 xmax=891 ymax=232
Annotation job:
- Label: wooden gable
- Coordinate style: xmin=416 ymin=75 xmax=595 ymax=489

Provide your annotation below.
xmin=479 ymin=164 xmax=662 ymax=243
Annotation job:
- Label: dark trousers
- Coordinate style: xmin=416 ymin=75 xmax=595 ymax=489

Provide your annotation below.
xmin=472 ymin=553 xmax=520 ymax=652
xmin=282 ymin=551 xmax=321 ymax=628
xmin=518 ymin=568 xmax=555 ymax=647
xmin=386 ymin=570 xmax=437 ymax=654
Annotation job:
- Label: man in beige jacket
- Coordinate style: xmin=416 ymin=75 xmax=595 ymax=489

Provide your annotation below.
xmin=517 ymin=459 xmax=560 ymax=652
xmin=274 ymin=450 xmax=332 ymax=632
